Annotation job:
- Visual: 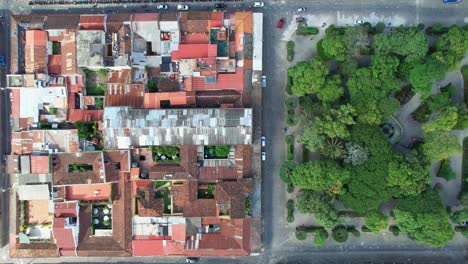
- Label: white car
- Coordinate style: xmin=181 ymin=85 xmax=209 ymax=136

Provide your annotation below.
xmin=261 ymin=152 xmax=266 ymax=161
xmin=261 ymin=75 xmax=266 ymax=88
xmin=157 ymin=4 xmax=168 ymax=10
xmin=254 ymin=2 xmax=265 ymax=7
xmin=355 ymin=20 xmax=364 ymax=24
xmin=297 ymin=7 xmax=306 ymax=12
xmin=177 ymin=4 xmax=189 ymax=11
xmin=261 ymin=136 xmax=266 ymax=147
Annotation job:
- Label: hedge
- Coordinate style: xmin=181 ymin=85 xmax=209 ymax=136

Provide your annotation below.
xmin=286 ymin=114 xmax=296 ymax=127
xmin=389 ymin=225 xmax=400 ymax=236
xmin=287 ymin=183 xmax=295 ymax=193
xmin=285 ymin=135 xmax=295 ymax=145
xmin=287 ymin=41 xmax=295 ymax=62
xmin=361 ymin=226 xmax=372 ymax=233
xmin=313 ymin=229 xmax=329 ymax=246
xmin=332 ymin=226 xmax=348 ymax=243
xmin=285 ymin=97 xmax=298 ymax=111
xmin=279 ymin=161 xmax=295 ymax=183
xmin=295 ymin=229 xmax=307 ymax=240
xmin=347 ymin=226 xmax=360 ymax=237
xmin=297 ymin=23 xmax=319 ymax=35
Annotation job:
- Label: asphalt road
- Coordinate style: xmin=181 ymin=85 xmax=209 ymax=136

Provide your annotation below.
xmin=1 ymin=0 xmax=468 ymax=263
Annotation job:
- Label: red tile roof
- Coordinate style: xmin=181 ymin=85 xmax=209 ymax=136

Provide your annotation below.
xmin=171 ymin=44 xmax=217 ymax=60
xmin=133 ymin=13 xmax=159 ymax=22
xmin=25 ymin=30 xmax=47 ymax=73
xmin=143 ymin=92 xmax=196 ymax=109
xmin=52 ymin=218 xmax=77 ymax=256
xmin=171 ymin=224 xmax=186 ymax=242
xmin=65 ymin=183 xmax=111 ymax=201
xmin=54 ymin=202 xmax=78 ymax=218
xmin=11 ymin=89 xmax=20 ymax=118
xmin=182 ymin=33 xmax=209 ymax=44
xmin=79 ymin=15 xmax=105 ymax=30
xmin=48 ymin=55 xmax=62 ymax=75
xmin=60 ymin=31 xmax=77 ymax=75
xmin=190 ymin=68 xmax=244 ymax=92
xmin=30 ymin=156 xmax=50 ymax=174
xmin=132 ymin=240 xmax=164 ymax=256
xmin=105 ymin=84 xmax=145 ymax=107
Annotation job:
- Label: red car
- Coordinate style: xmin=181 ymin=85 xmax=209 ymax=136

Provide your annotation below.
xmin=277 ymin=18 xmax=285 ymax=28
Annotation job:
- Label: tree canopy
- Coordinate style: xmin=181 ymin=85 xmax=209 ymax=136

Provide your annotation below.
xmin=387 ymin=160 xmax=431 ymax=197
xmin=290 ymin=159 xmax=350 ymax=194
xmin=393 ymin=189 xmax=455 ymax=247
xmin=422 ymin=131 xmax=462 ymax=162
xmin=289 ymin=59 xmax=329 ymax=96
xmin=422 ymin=106 xmax=459 ymax=133
xmin=365 ymin=209 xmax=388 ymax=233
xmin=433 ymin=26 xmax=468 ymax=70
xmin=296 ymin=190 xmax=340 ymax=229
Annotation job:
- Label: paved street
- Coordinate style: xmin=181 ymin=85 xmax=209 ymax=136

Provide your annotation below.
xmin=0 ymin=0 xmax=468 ymax=263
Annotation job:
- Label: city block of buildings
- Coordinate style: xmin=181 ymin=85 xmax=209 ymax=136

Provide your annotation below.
xmin=6 ymin=11 xmax=263 ymax=258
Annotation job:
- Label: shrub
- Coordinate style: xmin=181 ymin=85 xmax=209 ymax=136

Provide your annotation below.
xmin=286 ymin=114 xmax=296 ymax=126
xmin=286 ymin=74 xmax=293 ymax=95
xmin=295 ymin=229 xmax=307 ymax=240
xmin=417 ymin=23 xmax=425 ymax=31
xmin=287 ymin=41 xmax=295 ymax=62
xmin=285 ymin=97 xmax=298 ymax=111
xmin=317 ymin=39 xmax=331 ymax=61
xmin=313 ymin=229 xmax=329 ymax=246
xmin=97 ymin=68 xmax=108 ymax=77
xmin=389 ymin=225 xmax=400 ymax=236
xmin=426 ymin=22 xmax=448 ymax=35
xmin=412 ymin=101 xmax=431 ymax=123
xmin=297 ymin=23 xmax=319 ymax=35
xmin=287 ymin=214 xmax=295 ymax=223
xmin=365 ymin=209 xmax=388 ymax=233
xmin=361 ymin=226 xmax=372 ymax=233
xmin=438 ymin=159 xmax=456 ymax=181
xmin=347 ymin=226 xmax=360 ymax=237
xmin=279 ymin=161 xmax=296 ymax=183
xmin=287 ymin=143 xmax=294 ymax=161
xmin=285 ymin=135 xmax=295 ymax=145
xmin=374 ymin=22 xmax=385 ymax=34
xmin=287 ymin=183 xmax=295 ymax=193
xmin=332 ymin=226 xmax=348 ymax=243
xmin=287 ymin=199 xmax=295 ymax=210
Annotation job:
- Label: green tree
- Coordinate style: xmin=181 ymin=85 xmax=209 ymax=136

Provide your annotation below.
xmin=290 ymin=159 xmax=350 ymax=194
xmin=340 ymin=125 xmax=398 ymax=212
xmin=422 ymin=131 xmax=461 ymax=162
xmin=409 ymin=60 xmax=445 ymax=98
xmin=339 ymin=58 xmax=359 ymax=78
xmin=373 ymin=26 xmax=428 ymax=64
xmin=393 ymin=189 xmax=455 ymax=247
xmin=343 ymin=143 xmax=369 ymax=166
xmin=437 ymin=159 xmax=456 ymax=181
xmin=300 ymin=127 xmax=327 ymax=152
xmin=321 ymin=35 xmax=347 ymax=61
xmin=288 ymin=60 xmax=329 ymax=96
xmin=279 ymin=161 xmax=296 ymax=184
xmin=313 ymin=229 xmax=329 ymax=246
xmin=451 ymin=209 xmax=468 ymax=225
xmin=427 ymin=91 xmax=452 ymax=112
xmin=422 ymin=106 xmax=459 ymax=133
xmin=316 ymin=75 xmax=344 ymax=104
xmin=343 ymin=25 xmax=371 ymax=56
xmin=433 ymin=26 xmax=468 ymax=70
xmin=314 ymin=104 xmax=356 ymax=139
xmin=387 ymin=160 xmax=431 ymax=197
xmin=215 ymin=145 xmax=230 ymax=157
xmin=365 ymin=209 xmax=388 ymax=233
xmin=320 ymin=138 xmax=344 ymax=160
xmin=296 ymin=190 xmax=340 ymax=228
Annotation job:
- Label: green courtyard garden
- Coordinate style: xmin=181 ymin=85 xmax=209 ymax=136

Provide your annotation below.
xmin=281 ymin=23 xmax=468 ymax=247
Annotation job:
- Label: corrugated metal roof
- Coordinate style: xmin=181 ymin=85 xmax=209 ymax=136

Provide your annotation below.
xmin=103 ymin=107 xmax=252 ymax=148
xmin=18 ymin=184 xmax=50 ymax=200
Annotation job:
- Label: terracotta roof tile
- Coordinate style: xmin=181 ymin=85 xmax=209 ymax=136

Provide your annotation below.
xmin=79 ymin=15 xmax=105 ymax=31
xmin=65 ymin=183 xmax=111 ymax=201
xmin=52 ymin=152 xmax=105 ymax=185
xmin=183 ymin=199 xmax=217 ymax=217
xmin=30 ymin=156 xmax=50 ymax=174
xmin=25 ymin=30 xmax=47 ymax=73
xmin=135 ymin=181 xmax=163 ymax=217
xmin=171 ymin=44 xmax=217 ymax=60
xmin=48 ymin=55 xmax=62 ymax=75
xmin=54 ymin=201 xmax=78 ymax=217
xmin=143 ymin=92 xmax=196 ymax=109
xmin=132 ymin=240 xmax=165 ymax=256
xmin=44 ymin=15 xmax=80 ymax=30
xmin=133 ymin=13 xmax=159 ymax=22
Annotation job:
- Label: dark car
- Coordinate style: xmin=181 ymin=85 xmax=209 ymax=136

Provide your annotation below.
xmin=277 ymin=18 xmax=285 ymax=28
xmin=214 ymin=3 xmax=226 ymax=9
xmin=0 ymin=56 xmax=6 ymax=66
xmin=443 ymin=0 xmax=462 ymax=3
xmin=296 ymin=17 xmax=305 ymax=23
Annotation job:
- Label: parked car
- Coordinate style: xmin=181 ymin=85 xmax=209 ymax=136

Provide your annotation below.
xmin=156 ymin=4 xmax=168 ymax=9
xmin=0 ymin=56 xmax=6 ymax=66
xmin=297 ymin=7 xmax=306 ymax=12
xmin=261 ymin=152 xmax=266 ymax=161
xmin=354 ymin=20 xmax=364 ymax=24
xmin=443 ymin=0 xmax=462 ymax=3
xmin=261 ymin=136 xmax=266 ymax=147
xmin=214 ymin=3 xmax=226 ymax=9
xmin=261 ymin=75 xmax=266 ymax=88
xmin=254 ymin=1 xmax=265 ymax=7
xmin=296 ymin=17 xmax=305 ymax=23
xmin=186 ymin=258 xmax=199 ymax=263
xmin=277 ymin=18 xmax=285 ymax=28
xmin=177 ymin=4 xmax=189 ymax=11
